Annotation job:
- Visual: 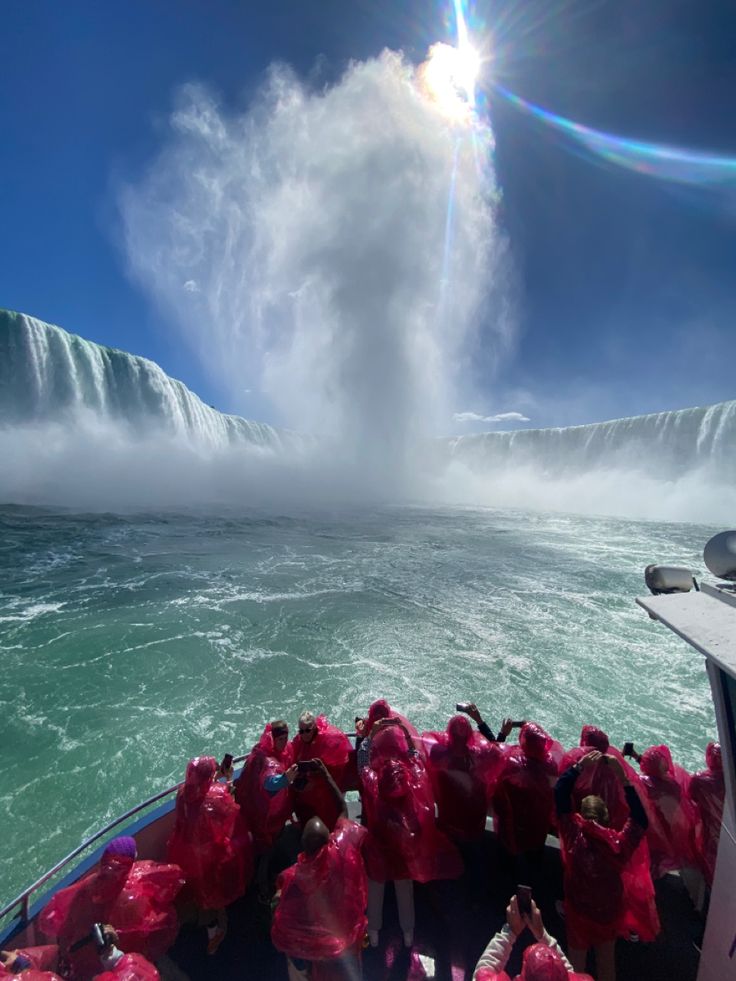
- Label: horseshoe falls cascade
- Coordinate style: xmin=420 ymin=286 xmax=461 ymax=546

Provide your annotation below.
xmin=443 ymin=402 xmax=736 ymax=479
xmin=2 ymin=307 xmax=734 ymax=494
xmin=0 ymin=309 xmax=290 ymax=450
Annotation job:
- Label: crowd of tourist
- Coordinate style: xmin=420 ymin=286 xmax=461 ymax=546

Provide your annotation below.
xmin=2 ymin=702 xmax=724 ymax=981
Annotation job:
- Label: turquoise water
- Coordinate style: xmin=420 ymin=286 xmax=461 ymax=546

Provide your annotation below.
xmin=0 ymin=503 xmax=717 ymax=906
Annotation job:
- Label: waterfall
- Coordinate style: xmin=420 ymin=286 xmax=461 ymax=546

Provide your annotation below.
xmin=0 ymin=309 xmax=293 ymax=452
xmin=2 ymin=308 xmax=733 ymax=516
xmin=444 ymin=401 xmax=736 ymax=481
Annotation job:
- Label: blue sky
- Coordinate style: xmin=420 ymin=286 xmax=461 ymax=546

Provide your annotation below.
xmin=2 ymin=0 xmax=735 ymax=431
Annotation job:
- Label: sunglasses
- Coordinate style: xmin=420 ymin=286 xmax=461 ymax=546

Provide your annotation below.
xmin=272 ymin=729 xmax=289 ymax=739
xmin=299 ymin=726 xmax=316 ymax=735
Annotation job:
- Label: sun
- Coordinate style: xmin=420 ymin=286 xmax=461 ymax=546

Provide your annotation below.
xmin=421 ymin=41 xmax=481 ymax=122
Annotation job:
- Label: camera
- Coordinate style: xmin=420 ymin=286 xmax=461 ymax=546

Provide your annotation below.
xmin=297 ymin=759 xmax=320 ymax=773
xmin=517 ymin=885 xmax=532 ymax=918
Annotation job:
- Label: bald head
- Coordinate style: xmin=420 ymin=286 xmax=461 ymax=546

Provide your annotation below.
xmin=302 ymin=816 xmax=330 ymax=856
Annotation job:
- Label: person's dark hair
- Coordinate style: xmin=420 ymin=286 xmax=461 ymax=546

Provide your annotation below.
xmin=271 ymin=719 xmax=289 ymax=736
xmin=581 ymin=794 xmax=609 ymax=826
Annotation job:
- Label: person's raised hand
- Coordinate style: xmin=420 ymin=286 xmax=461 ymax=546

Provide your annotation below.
xmin=525 ymin=900 xmax=544 ymax=941
xmin=506 ymin=894 xmax=525 ymax=937
xmin=285 ymin=764 xmax=299 ymax=784
xmin=464 ymin=703 xmax=483 ymax=724
xmin=580 ymin=750 xmax=602 ymax=769
xmin=313 ymin=758 xmax=328 ymax=777
xmin=499 ymin=718 xmax=514 ymax=739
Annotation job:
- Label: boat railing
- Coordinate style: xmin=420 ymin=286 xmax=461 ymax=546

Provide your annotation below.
xmin=0 ymin=753 xmax=250 ymax=931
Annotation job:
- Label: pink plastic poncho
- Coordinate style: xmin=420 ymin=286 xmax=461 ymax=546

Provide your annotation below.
xmin=271 ymin=817 xmax=368 ymax=961
xmin=235 ymin=723 xmax=295 ymax=847
xmin=361 ymin=753 xmax=462 ymax=883
xmin=422 ymin=716 xmax=504 ymax=841
xmin=639 ymin=745 xmax=698 ymax=878
xmin=475 ymin=944 xmax=593 ymax=981
xmin=39 ymin=847 xmax=182 ymax=981
xmin=94 ymin=952 xmax=160 ymax=980
xmin=559 ymin=727 xmax=642 ymax=830
xmin=291 ymin=716 xmax=352 ymax=829
xmin=365 ymin=700 xmax=422 ymax=761
xmin=0 ymin=946 xmax=61 ymax=980
xmin=167 ymin=756 xmax=253 ymax=910
xmin=492 ymin=724 xmax=559 ymax=855
xmin=688 ymin=742 xmax=725 ymax=885
xmin=559 ymin=807 xmax=659 ymax=948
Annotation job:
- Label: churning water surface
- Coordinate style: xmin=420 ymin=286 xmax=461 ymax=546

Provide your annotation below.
xmin=0 ymin=503 xmax=717 ymax=906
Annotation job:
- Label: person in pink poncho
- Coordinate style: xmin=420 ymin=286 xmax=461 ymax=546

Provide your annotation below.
xmin=167 ymin=755 xmax=253 ymax=955
xmin=492 ymin=723 xmax=559 ymax=889
xmin=688 ymin=741 xmax=725 ymax=886
xmin=630 ymin=744 xmax=699 ymax=878
xmin=556 ymin=750 xmax=658 ymax=981
xmin=422 ymin=715 xmax=503 ymax=843
xmin=473 ymin=893 xmax=593 ymax=981
xmin=560 ymin=727 xmax=638 ymax=830
xmin=290 ymin=711 xmax=352 ymax=830
xmin=39 ymin=837 xmax=182 ymax=981
xmin=235 ymin=720 xmax=295 ymax=847
xmin=358 ymin=717 xmax=462 ymax=950
xmin=357 ymin=700 xmax=421 ymax=766
xmin=272 ymin=760 xmax=368 ymax=981
xmin=235 ymin=720 xmax=296 ymax=901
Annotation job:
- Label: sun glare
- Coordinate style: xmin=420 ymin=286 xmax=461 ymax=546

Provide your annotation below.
xmin=422 ymin=41 xmax=481 ymax=122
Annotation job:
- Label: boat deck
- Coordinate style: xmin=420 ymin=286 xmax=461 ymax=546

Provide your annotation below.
xmin=163 ymin=826 xmax=702 ymax=980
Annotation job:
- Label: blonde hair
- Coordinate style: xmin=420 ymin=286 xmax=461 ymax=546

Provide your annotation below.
xmin=581 ymin=794 xmax=609 ymax=826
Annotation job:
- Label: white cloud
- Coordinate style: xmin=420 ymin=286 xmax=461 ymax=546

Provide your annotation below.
xmin=453 ymin=410 xmax=530 ymax=424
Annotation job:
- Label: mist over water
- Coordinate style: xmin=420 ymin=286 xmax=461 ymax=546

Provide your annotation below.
xmin=119 ymin=49 xmax=508 ymax=496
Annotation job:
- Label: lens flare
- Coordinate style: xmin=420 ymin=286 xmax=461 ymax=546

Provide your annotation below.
xmin=496 ymin=85 xmax=736 ymax=189
xmin=421 ymin=41 xmax=480 ymax=122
